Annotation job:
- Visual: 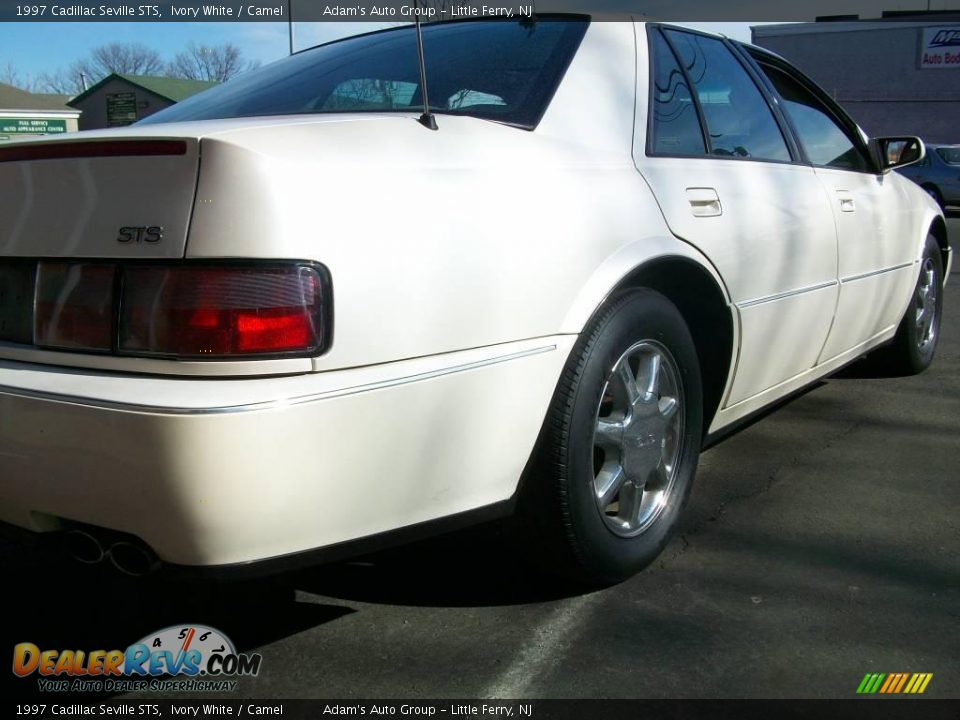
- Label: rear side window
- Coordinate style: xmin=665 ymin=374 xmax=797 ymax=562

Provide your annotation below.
xmin=936 ymin=147 xmax=960 ymax=165
xmin=649 ymin=30 xmax=706 ymax=156
xmin=759 ymin=64 xmax=870 ymax=172
xmin=663 ymin=30 xmax=791 ymax=163
xmin=140 ymin=19 xmax=588 ymax=130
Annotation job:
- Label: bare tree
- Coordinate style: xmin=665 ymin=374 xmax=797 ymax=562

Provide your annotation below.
xmin=167 ymin=43 xmax=260 ymax=83
xmin=34 ymin=68 xmax=86 ymax=96
xmin=30 ymin=43 xmax=165 ymax=96
xmin=80 ymin=43 xmax=166 ymax=78
xmin=1 ymin=63 xmax=39 ymax=92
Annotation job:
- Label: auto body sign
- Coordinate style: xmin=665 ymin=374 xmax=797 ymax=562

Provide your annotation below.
xmin=920 ymin=26 xmax=960 ymax=69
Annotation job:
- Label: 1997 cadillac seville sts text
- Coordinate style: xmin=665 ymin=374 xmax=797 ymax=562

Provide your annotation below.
xmin=0 ymin=19 xmax=950 ymax=583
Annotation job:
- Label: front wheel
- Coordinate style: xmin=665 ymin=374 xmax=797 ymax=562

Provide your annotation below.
xmin=519 ymin=290 xmax=703 ymax=585
xmin=875 ymin=234 xmax=944 ymax=375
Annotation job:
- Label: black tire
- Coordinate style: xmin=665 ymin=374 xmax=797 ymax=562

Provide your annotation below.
xmin=875 ymin=234 xmax=944 ymax=375
xmin=519 ymin=290 xmax=703 ymax=585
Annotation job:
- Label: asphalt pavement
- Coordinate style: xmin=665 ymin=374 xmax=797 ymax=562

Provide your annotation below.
xmin=3 ymin=214 xmax=958 ymax=701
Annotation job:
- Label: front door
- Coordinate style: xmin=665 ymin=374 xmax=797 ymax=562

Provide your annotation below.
xmin=754 ymin=61 xmax=917 ymax=362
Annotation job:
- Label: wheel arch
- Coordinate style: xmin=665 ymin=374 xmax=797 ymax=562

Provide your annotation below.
xmin=929 ymin=214 xmax=951 ymax=280
xmin=612 ymin=257 xmax=735 ymax=437
xmin=565 ymin=252 xmax=736 ymax=439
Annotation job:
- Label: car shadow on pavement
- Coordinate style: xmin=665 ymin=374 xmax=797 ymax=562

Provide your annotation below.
xmin=289 ymin=521 xmax=590 ymax=608
xmin=1 ymin=541 xmax=352 ymax=698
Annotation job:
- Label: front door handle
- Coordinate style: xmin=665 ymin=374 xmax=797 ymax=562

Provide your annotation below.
xmin=686 ymin=187 xmax=722 ymax=217
xmin=837 ymin=190 xmax=856 ymax=212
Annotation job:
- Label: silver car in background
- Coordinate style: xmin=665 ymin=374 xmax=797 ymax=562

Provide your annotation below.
xmin=898 ymin=144 xmax=960 ymax=209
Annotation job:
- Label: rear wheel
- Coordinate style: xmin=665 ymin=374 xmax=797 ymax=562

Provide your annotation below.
xmin=519 ymin=290 xmax=703 ymax=585
xmin=875 ymin=235 xmax=944 ymax=375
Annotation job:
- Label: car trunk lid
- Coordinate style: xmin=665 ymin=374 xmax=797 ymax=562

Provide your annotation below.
xmin=0 ymin=138 xmax=200 ymax=259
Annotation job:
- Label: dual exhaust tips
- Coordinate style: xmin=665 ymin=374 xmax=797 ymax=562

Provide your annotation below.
xmin=64 ymin=530 xmax=160 ymax=577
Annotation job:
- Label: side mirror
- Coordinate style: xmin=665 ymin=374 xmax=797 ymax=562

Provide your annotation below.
xmin=871 ymin=136 xmax=925 ymax=173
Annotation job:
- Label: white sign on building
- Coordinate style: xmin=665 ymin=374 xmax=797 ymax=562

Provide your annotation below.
xmin=920 ymin=26 xmax=960 ymax=69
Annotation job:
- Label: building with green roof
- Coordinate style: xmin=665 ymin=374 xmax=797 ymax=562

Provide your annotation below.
xmin=68 ymin=73 xmax=217 ymax=130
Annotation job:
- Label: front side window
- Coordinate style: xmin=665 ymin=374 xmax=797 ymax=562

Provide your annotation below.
xmin=759 ymin=64 xmax=870 ymax=172
xmin=140 ymin=19 xmax=588 ymax=129
xmin=663 ymin=30 xmax=791 ymax=162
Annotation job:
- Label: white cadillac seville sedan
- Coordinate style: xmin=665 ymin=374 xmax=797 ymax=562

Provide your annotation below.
xmin=0 ymin=18 xmax=950 ymax=583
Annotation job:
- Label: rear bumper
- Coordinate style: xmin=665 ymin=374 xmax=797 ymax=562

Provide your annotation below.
xmin=0 ymin=336 xmax=574 ymax=567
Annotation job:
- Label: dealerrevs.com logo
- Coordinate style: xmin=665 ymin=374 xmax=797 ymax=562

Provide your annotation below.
xmin=13 ymin=625 xmax=262 ymax=693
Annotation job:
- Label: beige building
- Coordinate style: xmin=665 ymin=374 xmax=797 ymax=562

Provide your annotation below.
xmin=0 ymin=82 xmax=80 ymax=141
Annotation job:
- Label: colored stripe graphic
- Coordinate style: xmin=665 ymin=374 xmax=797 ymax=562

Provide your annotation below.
xmin=857 ymin=672 xmax=932 ymax=694
xmin=858 ymin=673 xmax=886 ymax=694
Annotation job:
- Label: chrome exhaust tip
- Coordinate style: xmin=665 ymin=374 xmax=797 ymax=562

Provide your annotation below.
xmin=64 ymin=530 xmax=105 ymax=564
xmin=108 ymin=541 xmax=160 ymax=577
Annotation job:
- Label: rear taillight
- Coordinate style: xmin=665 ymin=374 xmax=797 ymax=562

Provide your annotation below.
xmin=120 ymin=265 xmax=324 ymax=357
xmin=0 ymin=260 xmax=331 ymax=360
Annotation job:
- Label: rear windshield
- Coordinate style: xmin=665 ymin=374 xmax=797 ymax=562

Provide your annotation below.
xmin=935 ymin=146 xmax=960 ymax=165
xmin=140 ymin=18 xmax=588 ymax=130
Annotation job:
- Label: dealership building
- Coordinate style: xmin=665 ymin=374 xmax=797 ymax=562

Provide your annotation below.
xmin=752 ymin=15 xmax=960 ymax=143
xmin=68 ymin=73 xmax=216 ymax=130
xmin=0 ymin=82 xmax=80 ymax=142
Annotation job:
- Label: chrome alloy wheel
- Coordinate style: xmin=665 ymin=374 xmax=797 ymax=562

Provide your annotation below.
xmin=591 ymin=341 xmax=685 ymax=538
xmin=915 ymin=257 xmax=939 ymax=351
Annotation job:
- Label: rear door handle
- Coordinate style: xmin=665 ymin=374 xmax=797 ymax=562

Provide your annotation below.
xmin=837 ymin=190 xmax=855 ymax=212
xmin=686 ymin=187 xmax=722 ymax=217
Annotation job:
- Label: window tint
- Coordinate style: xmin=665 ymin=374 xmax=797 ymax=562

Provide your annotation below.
xmin=140 ymin=20 xmax=588 ymax=129
xmin=664 ymin=30 xmax=790 ymax=162
xmin=759 ymin=64 xmax=869 ymax=172
xmin=323 ymin=79 xmax=417 ymax=111
xmin=936 ymin=147 xmax=960 ymax=165
xmin=649 ymin=30 xmax=705 ymax=156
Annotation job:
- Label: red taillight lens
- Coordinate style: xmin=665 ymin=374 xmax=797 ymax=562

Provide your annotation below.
xmin=34 ymin=262 xmax=116 ymax=351
xmin=0 ymin=260 xmax=330 ymax=359
xmin=119 ymin=265 xmax=326 ymax=357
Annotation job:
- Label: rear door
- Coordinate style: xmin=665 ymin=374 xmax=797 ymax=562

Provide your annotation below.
xmin=751 ymin=58 xmax=917 ymax=362
xmin=636 ymin=26 xmax=839 ymax=407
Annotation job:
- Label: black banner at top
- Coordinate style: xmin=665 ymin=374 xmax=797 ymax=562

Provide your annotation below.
xmin=1 ymin=0 xmax=959 ymax=22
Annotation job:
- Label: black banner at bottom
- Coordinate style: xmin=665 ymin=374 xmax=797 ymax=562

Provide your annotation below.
xmin=10 ymin=699 xmax=960 ymax=720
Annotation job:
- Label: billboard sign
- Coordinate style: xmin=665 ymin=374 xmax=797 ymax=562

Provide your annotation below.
xmin=920 ymin=26 xmax=960 ymax=69
xmin=106 ymin=92 xmax=138 ymax=126
xmin=0 ymin=118 xmax=68 ymax=134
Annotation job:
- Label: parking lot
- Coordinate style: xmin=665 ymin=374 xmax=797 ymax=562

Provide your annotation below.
xmin=4 ymin=215 xmax=958 ymax=701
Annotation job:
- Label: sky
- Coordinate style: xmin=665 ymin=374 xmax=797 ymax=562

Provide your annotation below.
xmin=0 ymin=21 xmax=762 ymax=86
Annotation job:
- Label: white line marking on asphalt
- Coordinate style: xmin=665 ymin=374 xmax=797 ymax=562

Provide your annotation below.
xmin=483 ymin=593 xmax=598 ymax=698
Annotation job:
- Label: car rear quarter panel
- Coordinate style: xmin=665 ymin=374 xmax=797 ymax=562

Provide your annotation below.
xmin=183 ymin=23 xmax=727 ymax=375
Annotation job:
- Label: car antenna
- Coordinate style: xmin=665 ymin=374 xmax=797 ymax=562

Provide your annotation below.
xmin=413 ymin=0 xmax=439 ymax=131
